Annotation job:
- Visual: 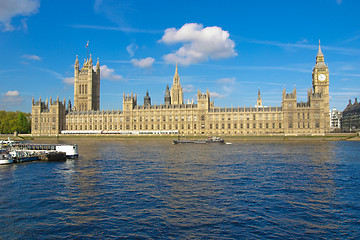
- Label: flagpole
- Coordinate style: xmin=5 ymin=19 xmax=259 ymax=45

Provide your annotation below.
xmin=86 ymin=41 xmax=89 ymax=61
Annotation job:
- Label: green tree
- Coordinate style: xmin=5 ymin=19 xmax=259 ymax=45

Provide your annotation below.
xmin=0 ymin=111 xmax=31 ymax=134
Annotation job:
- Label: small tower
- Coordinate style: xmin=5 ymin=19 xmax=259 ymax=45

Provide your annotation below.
xmin=144 ymin=90 xmax=151 ymax=108
xmin=197 ymin=90 xmax=210 ymax=109
xmin=164 ymin=85 xmax=171 ymax=106
xmin=256 ymin=89 xmax=263 ymax=107
xmin=67 ymin=99 xmax=72 ymax=111
xmin=170 ymin=63 xmax=184 ymax=105
xmin=123 ymin=93 xmax=137 ymax=111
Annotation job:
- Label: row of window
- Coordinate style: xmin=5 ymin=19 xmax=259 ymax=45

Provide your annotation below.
xmin=67 ymin=114 xmax=284 ymax=123
xmin=67 ymin=123 xmax=284 ymax=131
xmin=288 ymin=122 xmax=320 ymax=128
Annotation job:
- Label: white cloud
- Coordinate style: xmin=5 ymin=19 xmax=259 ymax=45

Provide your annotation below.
xmin=100 ymin=65 xmax=123 ymax=81
xmin=63 ymin=77 xmax=74 ymax=85
xmin=183 ymin=84 xmax=195 ymax=93
xmin=5 ymin=90 xmax=20 ymax=97
xmin=0 ymin=0 xmax=40 ymax=31
xmin=210 ymin=92 xmax=225 ymax=98
xmin=160 ymin=23 xmax=237 ymax=65
xmin=21 ymin=54 xmax=41 ymax=61
xmin=1 ymin=91 xmax=23 ymax=108
xmin=126 ymin=44 xmax=138 ymax=58
xmin=217 ymin=77 xmax=236 ymax=85
xmin=131 ymin=57 xmax=155 ymax=68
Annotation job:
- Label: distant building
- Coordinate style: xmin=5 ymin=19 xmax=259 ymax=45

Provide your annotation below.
xmin=330 ymin=107 xmax=342 ymax=132
xmin=31 ymin=43 xmax=330 ymax=136
xmin=341 ymin=98 xmax=360 ymax=132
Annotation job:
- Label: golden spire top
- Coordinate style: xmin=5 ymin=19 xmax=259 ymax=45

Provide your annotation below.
xmin=173 ymin=62 xmax=180 ymax=85
xmin=317 ymin=39 xmax=323 ymax=56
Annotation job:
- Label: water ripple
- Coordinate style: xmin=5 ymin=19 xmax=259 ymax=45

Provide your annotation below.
xmin=0 ymin=140 xmax=359 ymax=239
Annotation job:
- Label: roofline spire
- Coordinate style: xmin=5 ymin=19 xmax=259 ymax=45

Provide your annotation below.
xmin=317 ymin=39 xmax=323 ymax=56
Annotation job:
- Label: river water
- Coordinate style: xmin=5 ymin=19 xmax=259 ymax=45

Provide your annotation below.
xmin=0 ymin=140 xmax=359 ymax=239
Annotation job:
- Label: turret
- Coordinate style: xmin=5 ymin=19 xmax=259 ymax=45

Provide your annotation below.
xmin=282 ymin=88 xmax=286 ymax=100
xmin=256 ymin=89 xmax=263 ymax=107
xmin=144 ymin=90 xmax=151 ymax=107
xmin=164 ymin=85 xmax=171 ymax=106
xmin=197 ymin=89 xmax=210 ymax=109
xmin=67 ymin=99 xmax=72 ymax=111
xmin=96 ymin=58 xmax=100 ymax=73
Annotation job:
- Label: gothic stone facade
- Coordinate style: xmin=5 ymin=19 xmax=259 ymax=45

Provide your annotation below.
xmin=341 ymin=98 xmax=360 ymax=132
xmin=31 ymin=45 xmax=330 ymax=136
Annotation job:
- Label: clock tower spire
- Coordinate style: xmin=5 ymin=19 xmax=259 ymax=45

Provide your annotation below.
xmin=312 ymin=40 xmax=329 ymax=96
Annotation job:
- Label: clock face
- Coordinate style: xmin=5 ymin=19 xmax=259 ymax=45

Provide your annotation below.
xmin=318 ymin=74 xmax=326 ymax=82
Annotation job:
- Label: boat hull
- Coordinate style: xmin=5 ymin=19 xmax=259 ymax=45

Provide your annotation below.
xmin=0 ymin=159 xmax=13 ymax=165
xmin=173 ymin=138 xmax=224 ymax=144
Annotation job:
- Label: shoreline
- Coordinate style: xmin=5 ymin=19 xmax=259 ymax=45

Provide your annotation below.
xmin=1 ymin=133 xmax=359 ymax=142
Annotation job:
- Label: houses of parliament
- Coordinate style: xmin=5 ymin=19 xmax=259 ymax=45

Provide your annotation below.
xmin=31 ymin=43 xmax=330 ymax=136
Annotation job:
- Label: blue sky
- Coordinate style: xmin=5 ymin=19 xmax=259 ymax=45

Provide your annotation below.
xmin=0 ymin=0 xmax=359 ymax=113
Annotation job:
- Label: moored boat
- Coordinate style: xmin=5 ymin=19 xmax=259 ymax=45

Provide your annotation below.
xmin=0 ymin=150 xmax=13 ymax=165
xmin=10 ymin=143 xmax=78 ymax=158
xmin=173 ymin=136 xmax=224 ymax=144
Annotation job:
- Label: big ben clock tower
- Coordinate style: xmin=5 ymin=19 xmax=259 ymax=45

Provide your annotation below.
xmin=312 ymin=40 xmax=330 ymax=133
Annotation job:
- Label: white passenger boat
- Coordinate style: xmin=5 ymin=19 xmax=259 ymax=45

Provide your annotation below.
xmin=173 ymin=136 xmax=225 ymax=144
xmin=0 ymin=150 xmax=13 ymax=165
xmin=11 ymin=143 xmax=78 ymax=158
xmin=0 ymin=138 xmax=20 ymax=150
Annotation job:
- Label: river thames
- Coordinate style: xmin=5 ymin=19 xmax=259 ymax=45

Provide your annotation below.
xmin=0 ymin=140 xmax=359 ymax=239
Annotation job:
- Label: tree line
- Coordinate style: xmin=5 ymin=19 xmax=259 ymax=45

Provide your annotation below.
xmin=0 ymin=111 xmax=31 ymax=134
